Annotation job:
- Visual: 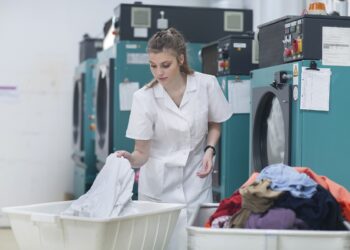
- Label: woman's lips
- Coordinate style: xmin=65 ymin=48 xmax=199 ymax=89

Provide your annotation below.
xmin=158 ymin=77 xmax=168 ymax=81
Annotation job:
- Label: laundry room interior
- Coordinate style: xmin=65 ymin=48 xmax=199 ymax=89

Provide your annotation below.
xmin=1 ymin=0 xmax=350 ymax=250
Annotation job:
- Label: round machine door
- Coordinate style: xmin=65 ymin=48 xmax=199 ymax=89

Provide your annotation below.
xmin=251 ymin=84 xmax=291 ymax=171
xmin=72 ymin=76 xmax=84 ymax=154
xmin=95 ymin=60 xmax=114 ymax=166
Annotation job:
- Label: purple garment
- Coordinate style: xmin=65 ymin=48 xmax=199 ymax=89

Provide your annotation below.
xmin=245 ymin=208 xmax=308 ymax=230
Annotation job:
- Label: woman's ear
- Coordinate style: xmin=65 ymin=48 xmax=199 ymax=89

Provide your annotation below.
xmin=178 ymin=54 xmax=185 ymax=65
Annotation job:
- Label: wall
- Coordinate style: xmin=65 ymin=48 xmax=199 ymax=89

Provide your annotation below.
xmin=0 ymin=0 xmax=117 ymax=226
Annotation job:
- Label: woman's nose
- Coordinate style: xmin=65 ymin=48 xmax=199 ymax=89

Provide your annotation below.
xmin=155 ymin=68 xmax=164 ymax=77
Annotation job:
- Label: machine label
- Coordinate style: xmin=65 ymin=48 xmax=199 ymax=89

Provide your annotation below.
xmin=127 ymin=53 xmax=149 ymax=64
xmin=233 ymin=43 xmax=246 ymax=48
xmin=125 ymin=44 xmax=138 ymax=49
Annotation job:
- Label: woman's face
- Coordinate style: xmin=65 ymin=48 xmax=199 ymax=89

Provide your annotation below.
xmin=149 ymin=49 xmax=184 ymax=86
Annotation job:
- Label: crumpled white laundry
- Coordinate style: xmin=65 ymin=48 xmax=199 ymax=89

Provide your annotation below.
xmin=62 ymin=154 xmax=135 ymax=218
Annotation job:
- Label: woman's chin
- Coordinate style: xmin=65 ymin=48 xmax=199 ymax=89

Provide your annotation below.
xmin=158 ymin=79 xmax=168 ymax=85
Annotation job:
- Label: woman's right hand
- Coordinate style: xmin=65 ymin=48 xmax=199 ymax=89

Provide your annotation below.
xmin=115 ymin=150 xmax=132 ymax=162
xmin=115 ymin=140 xmax=150 ymax=168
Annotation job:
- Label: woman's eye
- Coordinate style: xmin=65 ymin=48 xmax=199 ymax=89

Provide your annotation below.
xmin=150 ymin=65 xmax=156 ymax=68
xmin=162 ymin=64 xmax=170 ymax=68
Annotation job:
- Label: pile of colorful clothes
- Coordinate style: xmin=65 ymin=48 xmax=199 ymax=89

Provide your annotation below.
xmin=206 ymin=164 xmax=350 ymax=230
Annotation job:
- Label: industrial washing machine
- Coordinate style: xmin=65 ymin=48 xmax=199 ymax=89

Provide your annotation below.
xmin=72 ymin=35 xmax=103 ymax=197
xmin=250 ymin=14 xmax=350 ymax=191
xmin=250 ymin=60 xmax=350 ymax=191
xmin=202 ymin=32 xmax=258 ymax=200
xmin=94 ymin=45 xmax=116 ymax=169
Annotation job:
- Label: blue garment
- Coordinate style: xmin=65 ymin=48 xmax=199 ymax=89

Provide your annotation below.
xmin=256 ymin=163 xmax=317 ymax=198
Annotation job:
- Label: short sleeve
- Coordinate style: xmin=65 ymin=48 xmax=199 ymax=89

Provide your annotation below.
xmin=126 ymin=91 xmax=154 ymax=140
xmin=208 ymin=76 xmax=233 ymax=122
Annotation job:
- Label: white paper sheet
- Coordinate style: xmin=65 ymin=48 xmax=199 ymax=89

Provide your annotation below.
xmin=300 ymin=67 xmax=331 ymax=111
xmin=322 ymin=27 xmax=350 ymax=66
xmin=228 ymin=80 xmax=251 ymax=114
xmin=119 ymin=82 xmax=140 ymax=111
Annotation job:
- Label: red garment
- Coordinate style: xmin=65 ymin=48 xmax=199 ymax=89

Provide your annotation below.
xmin=207 ymin=191 xmax=242 ymax=226
xmin=295 ymin=167 xmax=350 ymax=222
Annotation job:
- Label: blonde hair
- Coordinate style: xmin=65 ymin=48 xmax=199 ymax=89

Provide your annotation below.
xmin=146 ymin=27 xmax=193 ymax=88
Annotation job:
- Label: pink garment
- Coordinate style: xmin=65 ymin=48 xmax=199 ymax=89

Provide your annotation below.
xmin=241 ymin=172 xmax=259 ymax=188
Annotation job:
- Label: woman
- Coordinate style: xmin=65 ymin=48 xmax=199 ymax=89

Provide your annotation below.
xmin=116 ymin=27 xmax=232 ymax=249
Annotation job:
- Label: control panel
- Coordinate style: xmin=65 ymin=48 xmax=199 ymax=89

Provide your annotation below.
xmin=217 ymin=43 xmax=231 ymax=75
xmin=217 ymin=34 xmax=258 ymax=76
xmin=283 ymin=19 xmax=303 ymax=62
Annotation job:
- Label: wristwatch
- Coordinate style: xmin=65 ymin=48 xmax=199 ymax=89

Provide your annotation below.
xmin=204 ymin=145 xmax=216 ymax=156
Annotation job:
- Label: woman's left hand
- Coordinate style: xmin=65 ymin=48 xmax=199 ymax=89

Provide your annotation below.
xmin=197 ymin=150 xmax=214 ymax=178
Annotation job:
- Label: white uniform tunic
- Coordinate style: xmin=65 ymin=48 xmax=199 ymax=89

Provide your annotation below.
xmin=126 ymin=72 xmax=232 ymax=249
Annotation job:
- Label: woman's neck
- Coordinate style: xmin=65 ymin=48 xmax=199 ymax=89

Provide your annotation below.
xmin=163 ymin=72 xmax=186 ymax=93
xmin=163 ymin=72 xmax=187 ymax=107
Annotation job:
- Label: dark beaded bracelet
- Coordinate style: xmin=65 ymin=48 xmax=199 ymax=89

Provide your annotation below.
xmin=204 ymin=145 xmax=216 ymax=156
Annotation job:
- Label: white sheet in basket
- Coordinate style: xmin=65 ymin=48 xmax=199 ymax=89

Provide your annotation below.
xmin=62 ymin=154 xmax=135 ymax=218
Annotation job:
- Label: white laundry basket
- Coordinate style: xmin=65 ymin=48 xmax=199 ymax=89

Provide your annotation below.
xmin=3 ymin=200 xmax=184 ymax=250
xmin=187 ymin=203 xmax=350 ymax=250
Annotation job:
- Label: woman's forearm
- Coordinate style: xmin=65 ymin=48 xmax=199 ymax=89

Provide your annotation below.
xmin=130 ymin=150 xmax=149 ymax=168
xmin=207 ymin=122 xmax=221 ymax=148
xmin=129 ymin=140 xmax=151 ymax=168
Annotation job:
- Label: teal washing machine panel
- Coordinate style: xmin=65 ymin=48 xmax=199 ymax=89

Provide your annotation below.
xmin=214 ymin=75 xmax=250 ymax=200
xmin=251 ymin=60 xmax=350 ymax=190
xmin=112 ymin=41 xmax=151 ymax=153
xmin=186 ymin=43 xmax=203 ymax=72
xmin=112 ymin=41 xmax=151 ymax=200
xmin=73 ymin=58 xmax=98 ymax=197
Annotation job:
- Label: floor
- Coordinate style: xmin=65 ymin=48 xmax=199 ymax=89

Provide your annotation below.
xmin=0 ymin=228 xmax=19 ymax=250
